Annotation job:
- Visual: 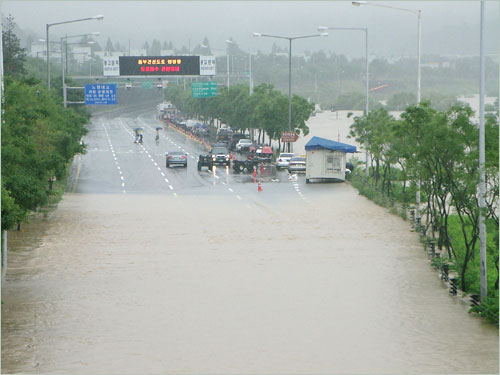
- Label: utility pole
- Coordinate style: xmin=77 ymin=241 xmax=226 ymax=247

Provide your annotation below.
xmin=478 ymin=0 xmax=487 ymax=302
xmin=0 ymin=17 xmax=6 ymax=277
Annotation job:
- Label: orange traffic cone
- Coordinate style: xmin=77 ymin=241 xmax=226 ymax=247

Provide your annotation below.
xmin=258 ymin=181 xmax=262 ymax=192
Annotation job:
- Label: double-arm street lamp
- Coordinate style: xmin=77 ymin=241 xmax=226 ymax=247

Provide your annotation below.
xmin=60 ymin=36 xmax=97 ymax=108
xmin=46 ymin=14 xmax=103 ymax=90
xmin=61 ymin=32 xmax=99 ymax=75
xmin=318 ymin=25 xmax=369 ymax=176
xmin=352 ymin=1 xmax=421 ymax=102
xmin=253 ymin=32 xmax=328 ymax=152
xmin=226 ymin=39 xmax=253 ymax=95
xmin=352 ymin=1 xmax=423 ymax=220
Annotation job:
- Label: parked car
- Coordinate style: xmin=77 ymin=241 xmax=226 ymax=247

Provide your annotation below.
xmin=236 ymin=139 xmax=253 ymax=152
xmin=229 ymin=134 xmax=248 ymax=150
xmin=288 ymin=156 xmax=306 ymax=173
xmin=276 ymin=153 xmax=295 ymax=170
xmin=166 ymin=151 xmax=187 ymax=168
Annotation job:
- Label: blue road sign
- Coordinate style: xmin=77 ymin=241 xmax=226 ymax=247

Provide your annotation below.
xmin=85 ymin=84 xmax=117 ymax=105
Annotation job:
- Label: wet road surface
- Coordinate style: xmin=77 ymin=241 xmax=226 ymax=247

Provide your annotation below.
xmin=2 ymin=111 xmax=498 ymax=374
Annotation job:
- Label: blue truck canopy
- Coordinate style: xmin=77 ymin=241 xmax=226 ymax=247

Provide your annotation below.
xmin=305 ymin=136 xmax=356 ymax=153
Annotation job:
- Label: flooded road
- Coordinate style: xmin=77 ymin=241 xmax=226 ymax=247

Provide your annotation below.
xmin=2 ymin=111 xmax=498 ymax=374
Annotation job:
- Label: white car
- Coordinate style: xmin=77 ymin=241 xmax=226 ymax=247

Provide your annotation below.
xmin=235 ymin=139 xmax=253 ymax=152
xmin=276 ymin=153 xmax=295 ymax=170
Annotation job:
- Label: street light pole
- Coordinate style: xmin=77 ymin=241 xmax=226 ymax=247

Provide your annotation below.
xmin=253 ymin=32 xmax=328 ymax=152
xmin=226 ymin=39 xmax=253 ymax=95
xmin=249 ymin=52 xmax=253 ymax=95
xmin=353 ymin=1 xmax=422 ymax=218
xmin=225 ymin=40 xmax=234 ymax=87
xmin=227 ymin=53 xmax=230 ymax=87
xmin=288 ymin=38 xmax=292 ymax=152
xmin=46 ymin=14 xmax=103 ymax=90
xmin=60 ymin=36 xmax=98 ymax=108
xmin=318 ymin=26 xmax=369 ymax=176
xmin=478 ymin=0 xmax=487 ymax=301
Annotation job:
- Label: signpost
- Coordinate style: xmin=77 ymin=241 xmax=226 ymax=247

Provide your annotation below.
xmin=84 ymin=84 xmax=117 ymax=105
xmin=281 ymin=131 xmax=299 ymax=143
xmin=191 ymin=81 xmax=218 ymax=98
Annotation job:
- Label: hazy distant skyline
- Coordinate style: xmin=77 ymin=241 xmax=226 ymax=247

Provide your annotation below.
xmin=2 ymin=1 xmax=499 ymax=59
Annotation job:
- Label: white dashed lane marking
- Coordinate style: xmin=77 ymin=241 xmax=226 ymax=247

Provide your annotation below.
xmin=102 ymin=122 xmax=126 ymax=194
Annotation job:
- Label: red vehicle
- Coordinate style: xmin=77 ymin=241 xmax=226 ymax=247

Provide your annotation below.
xmin=255 ymin=146 xmax=273 ymax=162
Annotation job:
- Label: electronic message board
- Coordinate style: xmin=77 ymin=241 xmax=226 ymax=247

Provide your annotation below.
xmin=119 ymin=56 xmax=200 ymax=76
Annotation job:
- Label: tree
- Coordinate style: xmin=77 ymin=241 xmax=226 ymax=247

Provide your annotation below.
xmin=2 ymin=77 xmax=88 ymax=230
xmin=143 ymin=41 xmax=150 ymax=55
xmin=386 ymin=92 xmax=417 ymax=110
xmin=114 ymin=41 xmax=122 ymax=52
xmin=2 ymin=15 xmax=27 ymax=77
xmin=105 ymin=37 xmax=114 ymax=52
xmin=202 ymin=37 xmax=210 ymax=50
xmin=150 ymin=39 xmax=161 ymax=55
xmin=1 ymin=180 xmax=25 ymax=231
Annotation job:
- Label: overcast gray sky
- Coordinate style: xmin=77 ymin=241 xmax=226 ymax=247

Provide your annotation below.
xmin=2 ymin=1 xmax=499 ymax=59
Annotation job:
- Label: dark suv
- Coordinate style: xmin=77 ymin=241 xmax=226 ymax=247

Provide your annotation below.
xmin=210 ymin=146 xmax=231 ymax=167
xmin=197 ymin=154 xmax=213 ymax=171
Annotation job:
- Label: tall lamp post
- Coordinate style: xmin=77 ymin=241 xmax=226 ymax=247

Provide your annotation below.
xmin=224 ymin=40 xmax=234 ymax=87
xmin=46 ymin=14 xmax=103 ymax=90
xmin=318 ymin=26 xmax=369 ymax=176
xmin=225 ymin=39 xmax=253 ymax=95
xmin=352 ymin=0 xmax=422 ymax=219
xmin=253 ymin=32 xmax=328 ymax=152
xmin=61 ymin=38 xmax=96 ymax=107
xmin=478 ymin=0 xmax=487 ymax=301
xmin=60 ymin=32 xmax=99 ymax=77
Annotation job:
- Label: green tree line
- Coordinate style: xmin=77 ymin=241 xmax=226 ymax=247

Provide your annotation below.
xmin=163 ymin=82 xmax=314 ymax=150
xmin=25 ymin=32 xmax=498 ymax=113
xmin=349 ymin=102 xmax=499 ymax=323
xmin=1 ymin=16 xmax=90 ymax=231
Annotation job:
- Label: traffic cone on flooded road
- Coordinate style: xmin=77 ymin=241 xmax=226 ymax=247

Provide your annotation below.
xmin=258 ymin=181 xmax=262 ymax=192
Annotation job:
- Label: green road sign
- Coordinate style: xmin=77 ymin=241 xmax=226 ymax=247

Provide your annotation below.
xmin=141 ymin=81 xmax=153 ymax=89
xmin=192 ymin=81 xmax=218 ymax=98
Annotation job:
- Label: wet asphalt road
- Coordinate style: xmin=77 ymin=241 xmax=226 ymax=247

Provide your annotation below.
xmin=70 ymin=111 xmax=311 ymax=205
xmin=2 ymin=109 xmax=498 ymax=374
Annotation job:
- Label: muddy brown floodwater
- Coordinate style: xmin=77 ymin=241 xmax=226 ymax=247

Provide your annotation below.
xmin=1 ymin=112 xmax=498 ymax=374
